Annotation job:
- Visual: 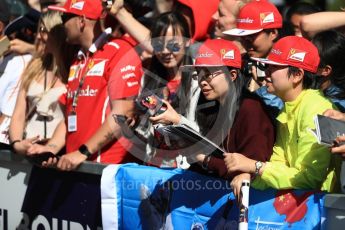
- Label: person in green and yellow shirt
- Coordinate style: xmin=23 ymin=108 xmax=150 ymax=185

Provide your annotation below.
xmin=224 ymin=36 xmax=339 ymax=197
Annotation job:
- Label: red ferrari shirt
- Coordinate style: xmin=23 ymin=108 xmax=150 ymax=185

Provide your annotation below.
xmin=63 ymin=36 xmax=142 ymax=163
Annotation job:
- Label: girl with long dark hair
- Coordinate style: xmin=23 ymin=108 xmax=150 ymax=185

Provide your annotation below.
xmin=151 ymin=39 xmax=275 ymax=179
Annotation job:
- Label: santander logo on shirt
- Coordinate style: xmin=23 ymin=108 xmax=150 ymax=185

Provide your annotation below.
xmin=67 ymin=85 xmax=99 ymax=99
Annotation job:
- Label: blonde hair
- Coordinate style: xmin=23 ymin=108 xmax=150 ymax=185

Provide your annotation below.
xmin=21 ymin=10 xmax=68 ymax=92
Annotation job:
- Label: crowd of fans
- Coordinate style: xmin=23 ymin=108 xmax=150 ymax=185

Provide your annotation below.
xmin=1 ymin=0 xmax=345 ymax=201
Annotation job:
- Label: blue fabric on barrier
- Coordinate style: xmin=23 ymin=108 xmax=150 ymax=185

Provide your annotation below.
xmin=112 ymin=164 xmax=326 ymax=230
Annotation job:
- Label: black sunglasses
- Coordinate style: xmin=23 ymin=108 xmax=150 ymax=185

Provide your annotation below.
xmin=61 ymin=13 xmax=77 ymax=24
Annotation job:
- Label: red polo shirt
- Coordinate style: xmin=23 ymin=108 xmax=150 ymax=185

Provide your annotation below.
xmin=62 ymin=36 xmax=142 ymax=163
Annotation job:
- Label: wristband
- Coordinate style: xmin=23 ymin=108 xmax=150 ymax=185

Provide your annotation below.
xmin=251 ymin=161 xmax=263 ymax=180
xmin=78 ymin=144 xmax=92 ymax=159
xmin=202 ymin=155 xmax=211 ymax=170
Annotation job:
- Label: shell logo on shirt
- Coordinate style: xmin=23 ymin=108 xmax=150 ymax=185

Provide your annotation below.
xmin=68 ymin=65 xmax=79 ymax=82
xmin=68 ymin=59 xmax=107 ymax=82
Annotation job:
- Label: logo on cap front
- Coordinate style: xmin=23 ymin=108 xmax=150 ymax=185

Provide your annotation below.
xmin=197 ymin=52 xmax=213 ymax=58
xmin=237 ymin=17 xmax=254 ymax=24
xmin=271 ymin=48 xmax=282 ymax=56
xmin=221 ymin=49 xmax=235 ymax=60
xmin=70 ymin=0 xmax=85 ymax=10
xmin=288 ymin=48 xmax=306 ymax=62
xmin=260 ymin=12 xmax=275 ymax=25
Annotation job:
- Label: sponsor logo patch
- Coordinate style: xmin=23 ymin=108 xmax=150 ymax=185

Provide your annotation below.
xmin=287 ymin=48 xmax=306 ymax=62
xmin=197 ymin=52 xmax=213 ymax=58
xmin=271 ymin=48 xmax=283 ymax=56
xmin=237 ymin=17 xmax=254 ymax=24
xmin=70 ymin=0 xmax=84 ymax=10
xmin=86 ymin=60 xmax=106 ymax=77
xmin=127 ymin=81 xmax=139 ymax=87
xmin=67 ymin=85 xmax=98 ymax=98
xmin=122 ymin=73 xmax=136 ymax=80
xmin=120 ymin=65 xmax=136 ymax=73
xmin=260 ymin=12 xmax=275 ymax=25
xmin=222 ymin=49 xmax=235 ymax=60
xmin=68 ymin=65 xmax=80 ymax=82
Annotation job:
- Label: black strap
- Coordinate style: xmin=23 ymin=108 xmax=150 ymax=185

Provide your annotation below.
xmin=43 ymin=71 xmax=47 ymax=139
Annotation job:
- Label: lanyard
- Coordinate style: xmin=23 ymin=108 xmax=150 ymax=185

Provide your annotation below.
xmin=70 ymin=28 xmax=112 ymax=112
xmin=71 ymin=53 xmax=94 ymax=112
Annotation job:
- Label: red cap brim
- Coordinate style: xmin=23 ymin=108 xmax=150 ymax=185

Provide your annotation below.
xmin=48 ymin=5 xmax=67 ymax=13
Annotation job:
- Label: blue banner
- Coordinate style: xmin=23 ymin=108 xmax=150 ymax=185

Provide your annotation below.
xmin=101 ymin=164 xmax=326 ymax=230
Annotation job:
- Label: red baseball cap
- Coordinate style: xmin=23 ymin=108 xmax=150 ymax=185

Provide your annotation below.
xmin=251 ymin=36 xmax=320 ymax=73
xmin=182 ymin=38 xmax=242 ymax=71
xmin=48 ymin=0 xmax=102 ymax=20
xmin=223 ymin=0 xmax=282 ymax=36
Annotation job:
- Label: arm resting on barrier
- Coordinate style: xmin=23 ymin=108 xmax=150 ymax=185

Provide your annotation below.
xmin=27 ymin=120 xmax=66 ymax=155
xmin=56 ymin=98 xmax=136 ymax=171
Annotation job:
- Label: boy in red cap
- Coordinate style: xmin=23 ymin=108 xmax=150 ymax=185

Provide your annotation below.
xmin=225 ymin=36 xmax=339 ymax=195
xmin=38 ymin=0 xmax=143 ymax=170
xmin=223 ymin=0 xmax=282 ymax=59
xmin=223 ymin=0 xmax=284 ymax=119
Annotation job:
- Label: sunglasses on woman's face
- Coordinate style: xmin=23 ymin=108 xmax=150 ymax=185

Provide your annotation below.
xmin=152 ymin=40 xmax=183 ymax=53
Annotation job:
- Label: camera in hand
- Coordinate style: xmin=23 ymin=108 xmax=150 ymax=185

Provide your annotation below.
xmin=26 ymin=152 xmax=59 ymax=167
xmin=242 ymin=54 xmax=267 ymax=81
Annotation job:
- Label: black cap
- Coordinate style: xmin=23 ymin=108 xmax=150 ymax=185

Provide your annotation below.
xmin=4 ymin=8 xmax=41 ymax=36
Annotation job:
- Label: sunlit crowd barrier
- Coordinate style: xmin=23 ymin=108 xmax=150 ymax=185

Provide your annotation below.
xmin=0 ymin=149 xmax=345 ymax=230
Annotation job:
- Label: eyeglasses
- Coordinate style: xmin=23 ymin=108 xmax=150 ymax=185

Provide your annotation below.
xmin=193 ymin=69 xmax=224 ymax=82
xmin=61 ymin=13 xmax=77 ymax=24
xmin=152 ymin=40 xmax=184 ymax=53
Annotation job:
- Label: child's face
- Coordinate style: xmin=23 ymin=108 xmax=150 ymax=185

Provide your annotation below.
xmin=265 ymin=65 xmax=293 ymax=99
xmin=241 ymin=30 xmax=277 ymax=58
